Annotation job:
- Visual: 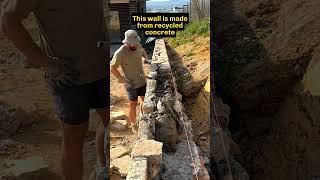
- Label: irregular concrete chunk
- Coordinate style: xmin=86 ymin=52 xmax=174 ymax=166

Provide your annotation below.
xmin=110 ymin=120 xmax=128 ymax=131
xmin=131 ymin=140 xmax=163 ymax=158
xmin=111 ymin=155 xmax=131 ymax=177
xmin=150 ymin=64 xmax=159 ymax=73
xmin=0 ymin=139 xmax=24 ymax=156
xmin=146 ymin=80 xmax=157 ymax=93
xmin=155 ymin=114 xmax=178 ymax=152
xmin=0 ymin=104 xmax=21 ymax=138
xmin=142 ymin=102 xmax=155 ymax=114
xmin=110 ymin=146 xmax=130 ymax=160
xmin=138 ymin=115 xmax=155 ymax=139
xmin=161 ymin=140 xmax=205 ymax=180
xmin=131 ymin=140 xmax=163 ymax=179
xmin=127 ymin=157 xmax=148 ymax=180
xmin=1 ymin=156 xmax=49 ymax=180
xmin=111 ymin=111 xmax=127 ymax=121
xmin=143 ymin=92 xmax=156 ymax=115
xmin=173 ymin=101 xmax=183 ymax=113
xmin=149 ymin=71 xmax=157 ymax=79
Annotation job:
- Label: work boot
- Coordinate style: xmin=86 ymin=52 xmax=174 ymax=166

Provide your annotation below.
xmin=131 ymin=123 xmax=138 ymax=133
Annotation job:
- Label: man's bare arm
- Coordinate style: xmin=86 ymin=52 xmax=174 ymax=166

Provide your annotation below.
xmin=0 ymin=13 xmax=49 ymax=68
xmin=142 ymin=48 xmax=148 ymax=60
xmin=110 ymin=65 xmax=125 ymax=83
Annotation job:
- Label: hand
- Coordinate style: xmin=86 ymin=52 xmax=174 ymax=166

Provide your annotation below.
xmin=43 ymin=57 xmax=80 ymax=89
xmin=118 ymin=77 xmax=126 ymax=83
xmin=144 ymin=59 xmax=151 ymax=64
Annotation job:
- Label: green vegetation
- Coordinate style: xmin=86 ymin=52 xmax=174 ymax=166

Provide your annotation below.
xmin=186 ymin=50 xmax=195 ymax=57
xmin=176 ymin=73 xmax=192 ymax=90
xmin=168 ymin=18 xmax=210 ymax=47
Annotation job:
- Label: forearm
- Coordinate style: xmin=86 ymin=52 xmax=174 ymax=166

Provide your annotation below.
xmin=110 ymin=66 xmax=124 ymax=80
xmin=1 ymin=14 xmax=48 ymax=67
xmin=142 ymin=49 xmax=148 ymax=59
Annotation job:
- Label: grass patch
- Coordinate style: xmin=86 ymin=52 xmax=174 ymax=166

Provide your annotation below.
xmin=168 ymin=18 xmax=210 ymax=47
xmin=186 ymin=50 xmax=195 ymax=57
xmin=176 ymin=73 xmax=192 ymax=90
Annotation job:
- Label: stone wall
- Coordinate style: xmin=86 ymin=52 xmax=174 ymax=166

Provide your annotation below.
xmin=127 ymin=39 xmax=208 ymax=180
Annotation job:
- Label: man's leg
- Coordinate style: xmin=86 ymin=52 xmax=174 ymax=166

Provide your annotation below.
xmin=138 ymin=84 xmax=146 ymax=115
xmin=61 ymin=122 xmax=88 ymax=180
xmin=129 ymin=100 xmax=138 ymax=124
xmin=87 ymin=78 xmax=109 ymax=179
xmin=125 ymin=86 xmax=139 ymax=133
xmin=96 ymin=110 xmax=108 ymax=167
xmin=49 ymin=83 xmax=90 ymax=180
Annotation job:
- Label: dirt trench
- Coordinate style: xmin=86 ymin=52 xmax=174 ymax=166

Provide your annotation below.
xmin=166 ymin=37 xmax=211 ymax=175
xmin=214 ymin=0 xmax=320 ymax=179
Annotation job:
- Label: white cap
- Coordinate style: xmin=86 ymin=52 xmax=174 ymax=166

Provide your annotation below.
xmin=122 ymin=30 xmax=141 ymax=46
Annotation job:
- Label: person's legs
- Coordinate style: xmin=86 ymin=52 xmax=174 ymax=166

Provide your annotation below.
xmin=137 ymin=85 xmax=146 ymax=115
xmin=87 ymin=78 xmax=109 ymax=179
xmin=129 ymin=100 xmax=138 ymax=124
xmin=61 ymin=122 xmax=88 ymax=180
xmin=125 ymin=85 xmax=139 ymax=132
xmin=50 ymin=84 xmax=90 ymax=180
xmin=96 ymin=110 xmax=108 ymax=167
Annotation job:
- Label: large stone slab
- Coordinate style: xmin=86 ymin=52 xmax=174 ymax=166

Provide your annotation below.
xmin=111 ymin=155 xmax=131 ymax=177
xmin=131 ymin=140 xmax=162 ymax=158
xmin=0 ymin=104 xmax=21 ymax=138
xmin=1 ymin=156 xmax=49 ymax=180
xmin=110 ymin=146 xmax=130 ymax=160
xmin=110 ymin=120 xmax=128 ymax=132
xmin=111 ymin=111 xmax=127 ymax=121
xmin=131 ymin=140 xmax=163 ymax=179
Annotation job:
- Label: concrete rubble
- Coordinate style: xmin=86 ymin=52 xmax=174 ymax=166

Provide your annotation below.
xmin=110 ymin=146 xmax=130 ymax=160
xmin=111 ymin=111 xmax=127 ymax=122
xmin=211 ymin=96 xmax=249 ymax=180
xmin=0 ymin=103 xmax=22 ymax=138
xmin=0 ymin=156 xmax=49 ymax=180
xmin=126 ymin=39 xmax=208 ymax=180
xmin=110 ymin=120 xmax=128 ymax=132
xmin=111 ymin=155 xmax=131 ymax=177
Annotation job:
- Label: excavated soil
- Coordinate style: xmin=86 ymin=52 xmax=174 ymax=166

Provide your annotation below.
xmin=214 ymin=0 xmax=320 ymax=179
xmin=167 ymin=36 xmax=210 ymax=164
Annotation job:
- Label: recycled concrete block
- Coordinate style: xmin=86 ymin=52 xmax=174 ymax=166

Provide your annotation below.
xmin=138 ymin=115 xmax=155 ymax=140
xmin=146 ymin=80 xmax=157 ymax=93
xmin=126 ymin=157 xmax=148 ymax=180
xmin=1 ymin=156 xmax=49 ymax=180
xmin=131 ymin=140 xmax=163 ymax=179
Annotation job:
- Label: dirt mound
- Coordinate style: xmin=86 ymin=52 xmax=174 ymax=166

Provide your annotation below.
xmin=214 ymin=0 xmax=320 ymax=179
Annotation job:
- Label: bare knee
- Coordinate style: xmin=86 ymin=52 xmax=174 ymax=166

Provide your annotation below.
xmin=129 ymin=101 xmax=137 ymax=110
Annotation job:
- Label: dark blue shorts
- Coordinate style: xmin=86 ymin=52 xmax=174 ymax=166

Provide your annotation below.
xmin=125 ymin=84 xmax=146 ymax=101
xmin=49 ymin=78 xmax=109 ymax=125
